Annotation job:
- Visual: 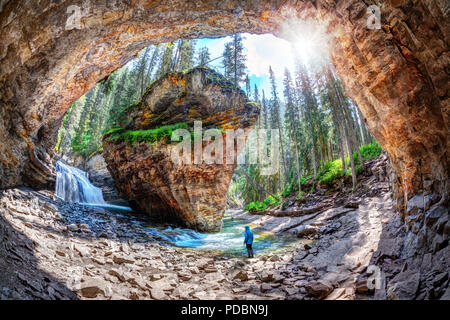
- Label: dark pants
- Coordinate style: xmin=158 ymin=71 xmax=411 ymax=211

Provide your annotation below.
xmin=246 ymin=244 xmax=254 ymax=258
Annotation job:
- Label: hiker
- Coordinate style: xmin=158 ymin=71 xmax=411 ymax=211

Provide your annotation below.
xmin=244 ymin=225 xmax=254 ymax=258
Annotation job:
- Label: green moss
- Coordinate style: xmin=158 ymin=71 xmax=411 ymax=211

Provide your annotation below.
xmin=318 ymin=159 xmax=345 ymax=184
xmin=282 ymin=176 xmax=309 ymax=196
xmin=245 ymin=101 xmax=261 ymax=110
xmin=119 ymin=122 xmax=189 ymax=145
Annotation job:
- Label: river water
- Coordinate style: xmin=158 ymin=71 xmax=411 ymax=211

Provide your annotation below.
xmin=55 ymin=161 xmax=298 ymax=256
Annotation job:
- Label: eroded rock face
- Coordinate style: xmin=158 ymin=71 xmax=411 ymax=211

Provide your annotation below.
xmin=0 ymin=1 xmax=448 ymax=246
xmin=102 ymin=67 xmax=259 ymax=231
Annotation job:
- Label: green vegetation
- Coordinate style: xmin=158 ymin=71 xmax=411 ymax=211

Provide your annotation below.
xmin=246 ymin=201 xmax=267 ymax=213
xmin=118 ymin=123 xmax=189 ymax=145
xmin=317 ymin=142 xmax=382 ymax=185
xmin=246 ymin=195 xmax=281 ymax=214
xmin=296 ymin=191 xmax=305 ymax=201
xmin=56 ymin=34 xmax=382 ymax=215
xmin=355 ymin=142 xmax=382 ymax=164
xmin=282 ymin=175 xmax=310 ymax=197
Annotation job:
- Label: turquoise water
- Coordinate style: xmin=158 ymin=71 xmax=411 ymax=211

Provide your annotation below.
xmin=134 ymin=212 xmax=299 ymax=256
xmin=62 ymin=203 xmax=298 ymax=257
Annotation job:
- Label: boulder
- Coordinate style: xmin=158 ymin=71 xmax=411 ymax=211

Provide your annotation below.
xmin=79 ymin=277 xmax=110 ymax=298
xmin=386 ymin=271 xmax=420 ymax=300
xmin=305 ymin=280 xmax=334 ymax=299
xmin=103 ymin=67 xmax=259 ymax=231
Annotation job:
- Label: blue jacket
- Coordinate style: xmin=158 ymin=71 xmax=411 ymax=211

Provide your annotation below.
xmin=244 ymin=226 xmax=253 ymax=245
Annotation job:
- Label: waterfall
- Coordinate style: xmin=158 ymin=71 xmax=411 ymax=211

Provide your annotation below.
xmin=55 ymin=160 xmax=106 ymax=205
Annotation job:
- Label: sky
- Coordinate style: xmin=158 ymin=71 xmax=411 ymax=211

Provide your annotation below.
xmin=196 ymin=33 xmax=299 ymax=100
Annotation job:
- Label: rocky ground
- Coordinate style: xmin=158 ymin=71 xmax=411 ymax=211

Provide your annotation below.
xmin=0 ymin=157 xmax=448 ymax=300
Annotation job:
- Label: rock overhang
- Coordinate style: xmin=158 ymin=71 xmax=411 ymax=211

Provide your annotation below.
xmin=0 ymin=0 xmax=447 ymax=244
xmin=102 ymin=67 xmax=260 ymax=232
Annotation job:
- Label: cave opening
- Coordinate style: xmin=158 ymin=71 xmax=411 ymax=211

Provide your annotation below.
xmin=0 ymin=1 xmax=448 ymax=300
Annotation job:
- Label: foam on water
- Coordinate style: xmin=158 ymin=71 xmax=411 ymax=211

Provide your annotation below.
xmin=55 ymin=160 xmax=107 ymax=205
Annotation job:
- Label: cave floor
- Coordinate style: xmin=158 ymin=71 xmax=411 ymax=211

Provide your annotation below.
xmin=0 ymin=180 xmax=400 ymax=300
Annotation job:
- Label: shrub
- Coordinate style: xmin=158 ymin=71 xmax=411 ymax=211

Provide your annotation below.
xmin=246 ymin=201 xmax=267 ymax=213
xmin=353 ymin=142 xmax=382 ymax=165
xmin=317 ymin=142 xmax=382 ymax=185
xmin=246 ymin=195 xmax=280 ymax=213
xmin=296 ymin=191 xmax=306 ymax=201
xmin=282 ymin=176 xmax=309 ymax=197
xmin=263 ymin=195 xmax=281 ymax=207
xmin=318 ymin=159 xmax=345 ymax=184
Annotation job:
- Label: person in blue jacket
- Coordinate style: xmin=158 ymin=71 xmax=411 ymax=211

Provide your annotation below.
xmin=244 ymin=225 xmax=254 ymax=258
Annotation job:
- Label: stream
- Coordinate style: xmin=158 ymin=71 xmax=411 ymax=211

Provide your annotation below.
xmin=55 ymin=160 xmax=298 ymax=256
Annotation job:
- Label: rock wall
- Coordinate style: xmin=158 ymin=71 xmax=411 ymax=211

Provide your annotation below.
xmin=0 ymin=1 xmax=448 ymax=245
xmin=102 ymin=67 xmax=259 ymax=231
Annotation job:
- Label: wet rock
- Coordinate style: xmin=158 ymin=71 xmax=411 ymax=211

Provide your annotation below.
xmin=320 ymin=222 xmax=341 ymax=235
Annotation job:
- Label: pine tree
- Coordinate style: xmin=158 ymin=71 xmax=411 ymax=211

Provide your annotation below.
xmin=222 ymin=42 xmax=233 ymax=81
xmin=174 ymin=40 xmax=196 ymax=71
xmin=196 ymin=46 xmax=211 ymax=66
xmin=253 ymin=84 xmax=260 ymax=104
xmin=222 ymin=34 xmax=247 ymax=88
xmin=283 ymin=68 xmax=303 ymax=192
xmin=157 ymin=42 xmax=175 ymax=78
xmin=145 ymin=45 xmax=161 ymax=84
xmin=245 ymin=74 xmax=251 ymax=98
xmin=295 ymin=59 xmax=320 ymax=178
xmin=269 ymin=66 xmax=288 ymax=190
xmin=136 ymin=46 xmax=152 ymax=97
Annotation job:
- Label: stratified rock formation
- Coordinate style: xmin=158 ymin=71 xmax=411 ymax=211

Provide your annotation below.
xmin=102 ymin=67 xmax=259 ymax=231
xmin=0 ymin=0 xmax=448 ymax=297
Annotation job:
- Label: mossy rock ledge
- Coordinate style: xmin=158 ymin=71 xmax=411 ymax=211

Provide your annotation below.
xmin=102 ymin=67 xmax=260 ymax=232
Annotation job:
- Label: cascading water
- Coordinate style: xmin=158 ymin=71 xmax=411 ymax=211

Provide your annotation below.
xmin=55 ymin=160 xmax=106 ymax=205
